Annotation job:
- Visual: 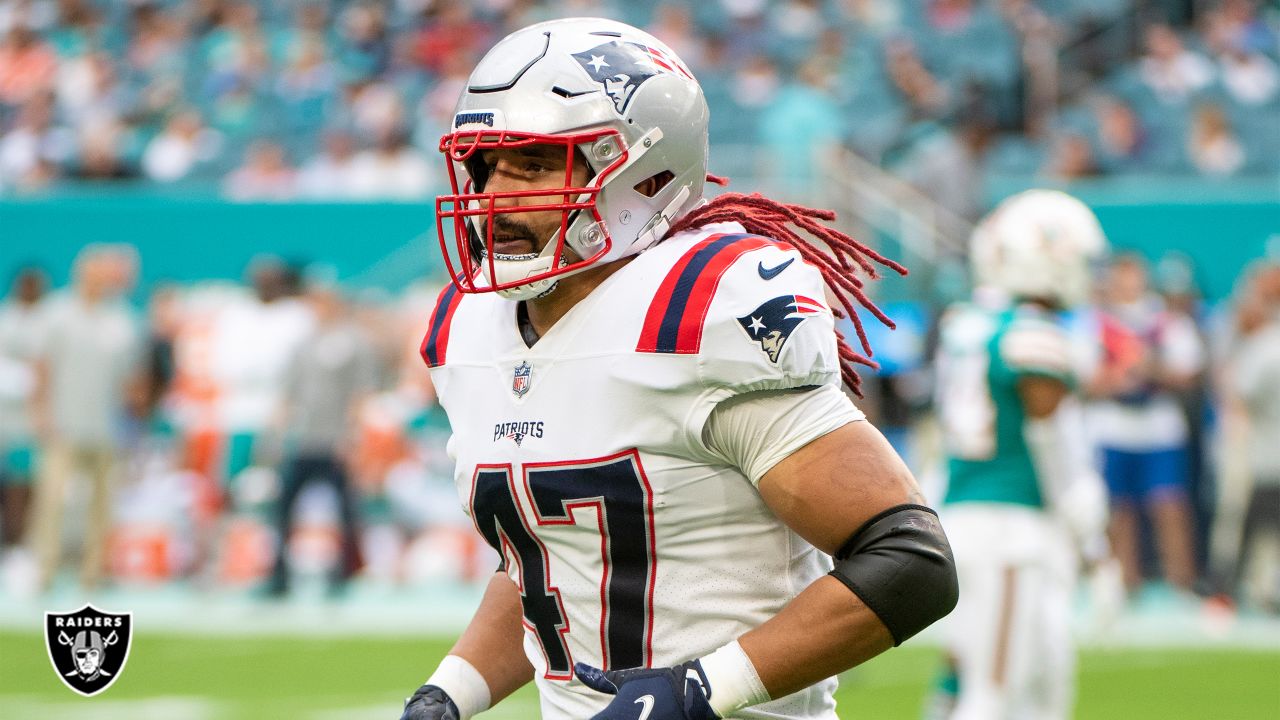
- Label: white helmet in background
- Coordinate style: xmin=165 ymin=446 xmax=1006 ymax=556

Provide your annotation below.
xmin=437 ymin=17 xmax=709 ymax=300
xmin=970 ymin=189 xmax=1109 ymax=308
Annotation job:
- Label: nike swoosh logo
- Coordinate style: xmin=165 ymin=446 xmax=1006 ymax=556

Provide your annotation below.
xmin=634 ymin=694 xmax=655 ymax=720
xmin=758 ymin=257 xmax=795 ymax=280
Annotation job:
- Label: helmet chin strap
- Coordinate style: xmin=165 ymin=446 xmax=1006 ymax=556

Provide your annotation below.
xmin=489 ymin=229 xmax=569 ymax=300
xmin=490 ymin=252 xmax=559 ymax=301
xmin=633 ymin=184 xmax=693 ymax=253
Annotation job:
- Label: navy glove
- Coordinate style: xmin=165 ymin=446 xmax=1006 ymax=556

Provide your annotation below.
xmin=576 ymin=661 xmax=720 ymax=720
xmin=400 ymin=684 xmax=461 ymax=720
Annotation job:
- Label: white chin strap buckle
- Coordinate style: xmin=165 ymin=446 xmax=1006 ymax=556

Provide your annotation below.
xmin=634 ymin=183 xmax=691 ymax=252
xmin=488 ymin=252 xmax=559 ymax=300
xmin=496 ymin=277 xmax=557 ymax=301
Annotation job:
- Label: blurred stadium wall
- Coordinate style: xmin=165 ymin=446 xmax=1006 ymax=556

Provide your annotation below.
xmin=3 ymin=178 xmax=1273 ymax=301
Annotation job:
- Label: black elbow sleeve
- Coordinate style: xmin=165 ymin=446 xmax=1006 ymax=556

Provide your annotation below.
xmin=828 ymin=504 xmax=958 ymax=646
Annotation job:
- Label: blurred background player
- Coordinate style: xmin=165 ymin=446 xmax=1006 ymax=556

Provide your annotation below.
xmin=1222 ymin=260 xmax=1280 ymax=613
xmin=27 ymin=244 xmax=141 ymax=591
xmin=932 ymin=190 xmax=1115 ymax=720
xmin=1090 ymin=253 xmax=1205 ymax=594
xmin=208 ymin=257 xmax=313 ymax=503
xmin=266 ymin=275 xmax=376 ymax=598
xmin=0 ymin=265 xmax=46 ymax=584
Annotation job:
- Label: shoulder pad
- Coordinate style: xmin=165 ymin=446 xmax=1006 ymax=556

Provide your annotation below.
xmin=1000 ymin=307 xmax=1072 ymax=379
xmin=635 ymin=232 xmax=840 ymax=391
xmin=635 ymin=233 xmax=775 ymax=354
xmin=938 ymin=302 xmax=996 ymax=349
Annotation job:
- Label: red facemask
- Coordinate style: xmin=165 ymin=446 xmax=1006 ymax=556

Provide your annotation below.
xmin=436 ymin=128 xmax=629 ymax=294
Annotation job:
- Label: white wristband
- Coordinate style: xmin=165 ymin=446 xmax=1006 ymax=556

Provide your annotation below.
xmin=698 ymin=640 xmax=771 ymax=718
xmin=425 ymin=655 xmax=491 ymax=720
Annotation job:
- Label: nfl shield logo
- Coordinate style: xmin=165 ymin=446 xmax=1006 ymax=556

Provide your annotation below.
xmin=512 ymin=361 xmax=532 ymax=398
xmin=44 ymin=604 xmax=133 ymax=697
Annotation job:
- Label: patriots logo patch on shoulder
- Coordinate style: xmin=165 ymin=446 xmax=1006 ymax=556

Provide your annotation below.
xmin=737 ymin=295 xmax=826 ymax=363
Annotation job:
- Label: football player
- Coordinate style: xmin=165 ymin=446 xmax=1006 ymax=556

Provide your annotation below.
xmin=931 ymin=190 xmax=1116 ymax=720
xmin=0 ymin=267 xmax=46 ymax=569
xmin=400 ymin=18 xmax=957 ymax=720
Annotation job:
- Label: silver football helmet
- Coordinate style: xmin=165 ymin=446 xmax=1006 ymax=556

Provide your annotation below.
xmin=970 ymin=189 xmax=1109 ymax=308
xmin=436 ymin=17 xmax=710 ymax=300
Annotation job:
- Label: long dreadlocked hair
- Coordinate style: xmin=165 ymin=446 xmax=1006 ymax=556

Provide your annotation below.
xmin=665 ymin=176 xmax=908 ymax=396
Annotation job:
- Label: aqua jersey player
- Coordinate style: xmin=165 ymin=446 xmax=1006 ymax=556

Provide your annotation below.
xmin=933 ymin=190 xmax=1117 ymax=720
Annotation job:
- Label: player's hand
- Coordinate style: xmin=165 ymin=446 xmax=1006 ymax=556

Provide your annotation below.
xmin=575 ymin=661 xmax=720 ymax=720
xmin=1085 ymin=556 xmax=1126 ymax=634
xmin=399 ymin=684 xmax=461 ymax=720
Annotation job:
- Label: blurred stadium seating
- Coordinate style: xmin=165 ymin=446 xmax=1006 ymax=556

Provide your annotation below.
xmin=1 ymin=0 xmax=1275 ymax=291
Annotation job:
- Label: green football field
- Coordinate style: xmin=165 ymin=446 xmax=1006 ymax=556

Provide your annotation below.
xmin=1 ymin=631 xmax=1277 ymax=719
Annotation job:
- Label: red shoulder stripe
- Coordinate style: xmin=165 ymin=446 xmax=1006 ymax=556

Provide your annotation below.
xmin=636 ymin=234 xmax=774 ymax=354
xmin=420 ymin=283 xmax=463 ymax=368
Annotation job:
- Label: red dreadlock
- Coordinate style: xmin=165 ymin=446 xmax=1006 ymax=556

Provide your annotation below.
xmin=666 ymin=179 xmax=907 ymax=395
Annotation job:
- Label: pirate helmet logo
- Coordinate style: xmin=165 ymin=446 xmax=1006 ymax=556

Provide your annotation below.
xmin=44 ymin=604 xmax=133 ymax=696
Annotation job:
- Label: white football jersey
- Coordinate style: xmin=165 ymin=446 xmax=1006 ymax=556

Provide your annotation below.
xmin=424 ymin=222 xmax=844 ymax=719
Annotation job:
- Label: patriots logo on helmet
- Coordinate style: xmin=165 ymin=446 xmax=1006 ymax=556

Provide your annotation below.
xmin=737 ymin=295 xmax=826 ymax=363
xmin=571 ymin=40 xmax=691 ymax=113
